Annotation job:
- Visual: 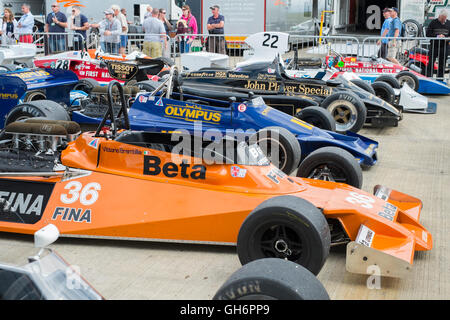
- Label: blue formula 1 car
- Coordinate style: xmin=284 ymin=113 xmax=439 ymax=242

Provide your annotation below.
xmin=2 ymin=62 xmax=378 ymax=188
xmin=0 ymin=68 xmax=78 ymax=128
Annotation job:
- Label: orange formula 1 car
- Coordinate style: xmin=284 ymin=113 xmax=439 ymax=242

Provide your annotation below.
xmin=0 ymin=83 xmax=432 ymax=277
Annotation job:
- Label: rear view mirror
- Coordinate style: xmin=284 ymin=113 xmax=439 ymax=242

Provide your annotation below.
xmin=34 ymin=224 xmax=60 ymax=248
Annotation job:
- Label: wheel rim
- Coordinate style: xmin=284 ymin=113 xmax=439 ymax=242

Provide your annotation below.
xmin=257 ymin=223 xmax=304 ymax=262
xmin=306 ymin=163 xmax=349 ymax=184
xmin=405 ymin=23 xmax=418 ymax=37
xmin=14 ymin=116 xmax=31 ymax=122
xmin=257 ymin=137 xmax=288 ymax=172
xmin=398 ymin=75 xmax=415 ymax=89
xmin=326 ymin=100 xmax=358 ymax=132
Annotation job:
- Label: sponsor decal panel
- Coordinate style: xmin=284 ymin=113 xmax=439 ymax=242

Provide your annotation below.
xmin=164 ymin=104 xmax=221 ymax=124
xmin=0 ymin=180 xmax=55 ymax=224
xmin=230 ymin=166 xmax=247 ymax=178
xmin=143 ymin=156 xmax=206 ymax=180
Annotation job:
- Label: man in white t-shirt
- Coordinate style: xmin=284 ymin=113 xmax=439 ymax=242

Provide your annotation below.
xmin=111 ymin=4 xmax=128 ymax=54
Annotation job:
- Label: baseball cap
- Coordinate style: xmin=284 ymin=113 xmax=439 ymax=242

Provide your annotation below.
xmin=104 ymin=9 xmax=114 ymax=15
xmin=210 ymin=5 xmax=220 ymax=10
xmin=391 ymin=7 xmax=399 ymax=13
xmin=383 ymin=8 xmax=392 ymax=13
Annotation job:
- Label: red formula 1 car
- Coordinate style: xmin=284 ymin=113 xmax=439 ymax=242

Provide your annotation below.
xmin=33 ymin=49 xmax=171 ymax=91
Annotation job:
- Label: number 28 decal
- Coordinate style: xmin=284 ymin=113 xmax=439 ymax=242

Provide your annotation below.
xmin=345 ymin=192 xmax=375 ymax=209
xmin=61 ymin=181 xmax=101 ymax=206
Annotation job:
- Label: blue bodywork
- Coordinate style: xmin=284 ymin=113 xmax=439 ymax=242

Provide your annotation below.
xmin=0 ymin=69 xmax=79 ymax=128
xmin=357 ymin=74 xmax=450 ymax=95
xmin=71 ymin=91 xmax=378 ymax=166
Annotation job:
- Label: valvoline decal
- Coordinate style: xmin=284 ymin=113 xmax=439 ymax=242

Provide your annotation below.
xmin=164 ymin=104 xmax=221 ymax=124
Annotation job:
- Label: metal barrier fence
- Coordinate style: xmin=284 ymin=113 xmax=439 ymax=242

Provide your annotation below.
xmin=29 ymin=32 xmax=86 ymax=56
xmin=20 ymin=29 xmax=449 ymax=82
xmin=362 ymin=36 xmax=450 ymax=80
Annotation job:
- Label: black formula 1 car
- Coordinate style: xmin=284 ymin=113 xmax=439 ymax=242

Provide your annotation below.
xmin=179 ymin=55 xmax=403 ymax=134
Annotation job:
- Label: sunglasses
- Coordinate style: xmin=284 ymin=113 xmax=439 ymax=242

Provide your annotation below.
xmin=51 ymin=5 xmax=58 ymax=7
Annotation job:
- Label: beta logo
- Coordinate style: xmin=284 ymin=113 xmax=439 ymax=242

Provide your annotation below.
xmin=143 ymin=156 xmax=206 ymax=180
xmin=52 ymin=207 xmax=91 ymax=223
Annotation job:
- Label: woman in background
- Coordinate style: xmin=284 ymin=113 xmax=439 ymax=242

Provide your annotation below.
xmin=176 ymin=5 xmax=197 ymax=54
xmin=1 ymin=8 xmax=18 ymax=45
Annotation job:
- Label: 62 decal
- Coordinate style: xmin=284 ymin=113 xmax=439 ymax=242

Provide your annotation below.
xmin=345 ymin=192 xmax=375 ymax=209
xmin=61 ymin=181 xmax=101 ymax=206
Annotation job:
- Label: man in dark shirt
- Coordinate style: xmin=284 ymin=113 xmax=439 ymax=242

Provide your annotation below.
xmin=425 ymin=9 xmax=450 ymax=79
xmin=70 ymin=6 xmax=89 ymax=51
xmin=45 ymin=2 xmax=68 ymax=53
xmin=207 ymin=5 xmax=225 ymax=54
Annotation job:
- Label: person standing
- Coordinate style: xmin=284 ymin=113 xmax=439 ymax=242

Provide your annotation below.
xmin=159 ymin=8 xmax=172 ymax=58
xmin=425 ymin=9 xmax=450 ymax=79
xmin=142 ymin=8 xmax=166 ymax=58
xmin=1 ymin=8 xmax=18 ymax=45
xmin=111 ymin=5 xmax=128 ymax=55
xmin=144 ymin=5 xmax=153 ymax=20
xmin=121 ymin=8 xmax=132 ymax=26
xmin=176 ymin=5 xmax=197 ymax=54
xmin=377 ymin=8 xmax=392 ymax=59
xmin=386 ymin=7 xmax=402 ymax=65
xmin=207 ymin=5 xmax=225 ymax=54
xmin=16 ymin=4 xmax=34 ymax=44
xmin=70 ymin=6 xmax=89 ymax=51
xmin=45 ymin=2 xmax=68 ymax=53
xmin=99 ymin=9 xmax=121 ymax=55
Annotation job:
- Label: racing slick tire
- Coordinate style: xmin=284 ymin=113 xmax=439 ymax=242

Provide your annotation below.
xmin=396 ymin=71 xmax=420 ymax=91
xmin=319 ymin=92 xmax=366 ymax=134
xmin=295 ymin=106 xmax=336 ymax=132
xmin=350 ymin=79 xmax=376 ymax=95
xmin=402 ymin=19 xmax=423 ymax=38
xmin=374 ymin=75 xmax=401 ymax=89
xmin=296 ymin=146 xmax=363 ymax=189
xmin=371 ymin=81 xmax=396 ymax=105
xmin=237 ymin=196 xmax=331 ymax=275
xmin=73 ymin=78 xmax=100 ymax=94
xmin=5 ymin=100 xmax=70 ymax=126
xmin=213 ymin=258 xmax=330 ymax=300
xmin=251 ymin=127 xmax=301 ymax=175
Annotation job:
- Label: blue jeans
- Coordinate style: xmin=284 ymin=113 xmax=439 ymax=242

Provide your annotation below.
xmin=179 ymin=40 xmax=190 ymax=54
xmin=49 ymin=35 xmax=66 ymax=53
xmin=104 ymin=42 xmax=119 ymax=55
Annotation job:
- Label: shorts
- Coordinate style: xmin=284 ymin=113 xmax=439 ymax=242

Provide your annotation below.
xmin=143 ymin=41 xmax=162 ymax=58
xmin=120 ymin=35 xmax=128 ymax=48
xmin=387 ymin=40 xmax=399 ymax=59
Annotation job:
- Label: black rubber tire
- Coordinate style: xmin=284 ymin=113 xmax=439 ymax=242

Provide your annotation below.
xmin=296 ymin=146 xmax=363 ymax=188
xmin=137 ymin=80 xmax=160 ymax=92
xmin=23 ymin=90 xmax=47 ymax=102
xmin=5 ymin=100 xmax=70 ymax=126
xmin=374 ymin=75 xmax=401 ymax=89
xmin=350 ymin=79 xmax=376 ymax=95
xmin=237 ymin=196 xmax=331 ymax=275
xmin=402 ymin=19 xmax=423 ymax=37
xmin=250 ymin=126 xmax=301 ymax=175
xmin=396 ymin=71 xmax=420 ymax=91
xmin=371 ymin=81 xmax=396 ymax=105
xmin=320 ymin=92 xmax=367 ymax=134
xmin=295 ymin=106 xmax=336 ymax=132
xmin=73 ymin=78 xmax=100 ymax=94
xmin=213 ymin=258 xmax=330 ymax=300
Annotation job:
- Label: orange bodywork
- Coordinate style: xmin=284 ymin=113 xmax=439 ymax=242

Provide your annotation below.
xmin=0 ymin=132 xmax=432 ymax=271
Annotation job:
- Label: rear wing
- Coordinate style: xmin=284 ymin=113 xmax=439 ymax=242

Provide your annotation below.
xmin=106 ymin=59 xmax=166 ymax=83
